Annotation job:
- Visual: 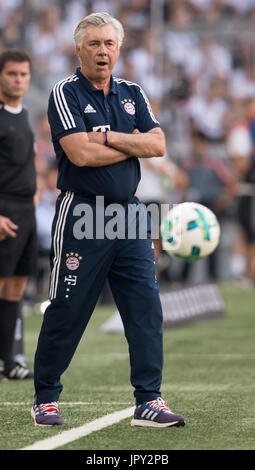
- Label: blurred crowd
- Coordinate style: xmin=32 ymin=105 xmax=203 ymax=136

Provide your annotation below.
xmin=1 ymin=0 xmax=255 ymax=299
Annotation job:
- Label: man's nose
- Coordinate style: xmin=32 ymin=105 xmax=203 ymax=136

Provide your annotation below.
xmin=15 ymin=75 xmax=23 ymax=83
xmin=98 ymin=43 xmax=107 ymax=54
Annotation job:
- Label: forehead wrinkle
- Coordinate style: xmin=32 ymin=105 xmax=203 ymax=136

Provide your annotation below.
xmin=82 ymin=25 xmax=119 ymax=45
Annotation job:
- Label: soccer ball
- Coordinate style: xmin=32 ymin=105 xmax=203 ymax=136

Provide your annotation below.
xmin=160 ymin=202 xmax=220 ymax=262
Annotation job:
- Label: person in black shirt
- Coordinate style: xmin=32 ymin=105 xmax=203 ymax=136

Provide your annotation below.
xmin=0 ymin=49 xmax=36 ymax=382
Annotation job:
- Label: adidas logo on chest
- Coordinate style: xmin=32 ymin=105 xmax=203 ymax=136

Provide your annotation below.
xmin=84 ymin=104 xmax=97 ymax=113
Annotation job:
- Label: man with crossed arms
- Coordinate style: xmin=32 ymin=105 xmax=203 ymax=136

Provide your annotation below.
xmin=32 ymin=12 xmax=186 ymax=428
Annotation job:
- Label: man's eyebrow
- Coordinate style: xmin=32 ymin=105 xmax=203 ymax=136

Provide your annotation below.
xmin=88 ymin=39 xmax=116 ymax=43
xmin=7 ymin=70 xmax=29 ymax=74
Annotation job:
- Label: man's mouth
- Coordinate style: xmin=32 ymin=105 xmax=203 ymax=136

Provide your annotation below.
xmin=96 ymin=61 xmax=108 ymax=67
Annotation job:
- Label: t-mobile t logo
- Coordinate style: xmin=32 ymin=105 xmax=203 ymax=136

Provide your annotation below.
xmin=92 ymin=125 xmax=111 ymax=132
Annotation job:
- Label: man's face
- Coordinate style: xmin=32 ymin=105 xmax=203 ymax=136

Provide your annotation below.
xmin=76 ymin=24 xmax=120 ymax=83
xmin=0 ymin=61 xmax=31 ymax=101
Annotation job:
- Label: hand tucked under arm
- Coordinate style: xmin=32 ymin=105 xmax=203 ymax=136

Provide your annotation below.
xmin=106 ymin=127 xmax=166 ymax=158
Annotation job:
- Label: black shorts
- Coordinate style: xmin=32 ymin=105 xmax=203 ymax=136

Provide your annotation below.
xmin=0 ymin=198 xmax=37 ymax=277
xmin=238 ymin=195 xmax=255 ymax=244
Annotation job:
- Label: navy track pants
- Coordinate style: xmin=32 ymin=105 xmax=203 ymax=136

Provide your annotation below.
xmin=34 ymin=192 xmax=163 ymax=405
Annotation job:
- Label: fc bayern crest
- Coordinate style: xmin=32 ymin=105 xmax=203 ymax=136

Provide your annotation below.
xmin=121 ymin=99 xmax=136 ymax=115
xmin=66 ymin=256 xmax=79 ymax=270
xmin=65 ymin=252 xmax=82 ymax=271
xmin=124 ymin=102 xmax=135 ymax=115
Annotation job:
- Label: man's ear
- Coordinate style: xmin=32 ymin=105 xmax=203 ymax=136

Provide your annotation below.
xmin=75 ymin=45 xmax=81 ymax=58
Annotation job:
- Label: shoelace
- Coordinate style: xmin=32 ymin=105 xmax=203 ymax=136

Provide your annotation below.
xmin=38 ymin=402 xmax=60 ymax=416
xmin=148 ymin=398 xmax=172 ymax=413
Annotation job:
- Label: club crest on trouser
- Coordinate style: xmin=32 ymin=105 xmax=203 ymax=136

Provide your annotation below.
xmin=65 ymin=252 xmax=82 ymax=271
xmin=121 ymin=99 xmax=136 ymax=115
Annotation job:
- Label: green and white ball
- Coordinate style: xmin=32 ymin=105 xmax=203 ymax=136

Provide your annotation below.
xmin=160 ymin=202 xmax=221 ymax=262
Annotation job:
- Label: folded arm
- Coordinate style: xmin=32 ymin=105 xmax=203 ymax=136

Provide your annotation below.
xmin=59 ymin=132 xmax=130 ymax=167
xmin=60 ymin=127 xmax=166 ymax=167
xmin=88 ymin=127 xmax=166 ymax=158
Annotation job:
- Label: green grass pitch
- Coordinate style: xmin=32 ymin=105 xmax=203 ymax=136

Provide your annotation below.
xmin=0 ymin=285 xmax=254 ymax=450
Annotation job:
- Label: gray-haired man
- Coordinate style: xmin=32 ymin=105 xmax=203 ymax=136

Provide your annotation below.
xmin=31 ymin=12 xmax=186 ymax=429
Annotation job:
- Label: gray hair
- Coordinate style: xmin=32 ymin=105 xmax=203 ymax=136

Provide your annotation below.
xmin=74 ymin=12 xmax=124 ymax=48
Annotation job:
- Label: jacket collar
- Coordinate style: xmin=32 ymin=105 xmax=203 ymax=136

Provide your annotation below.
xmin=76 ymin=67 xmax=118 ymax=95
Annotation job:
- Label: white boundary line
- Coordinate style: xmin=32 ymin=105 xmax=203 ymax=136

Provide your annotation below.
xmin=1 ymin=401 xmax=133 ymax=406
xmin=20 ymin=406 xmax=134 ymax=451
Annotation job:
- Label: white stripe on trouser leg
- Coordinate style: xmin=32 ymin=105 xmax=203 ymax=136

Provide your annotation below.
xmin=49 ymin=191 xmax=74 ymax=300
xmin=49 ymin=191 xmax=70 ymax=299
xmin=51 ymin=191 xmax=75 ymax=297
xmin=49 ymin=191 xmax=74 ymax=299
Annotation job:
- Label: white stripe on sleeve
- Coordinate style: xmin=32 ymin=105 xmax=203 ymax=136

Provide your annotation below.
xmin=113 ymin=77 xmax=159 ymax=124
xmin=52 ymin=75 xmax=79 ymax=131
